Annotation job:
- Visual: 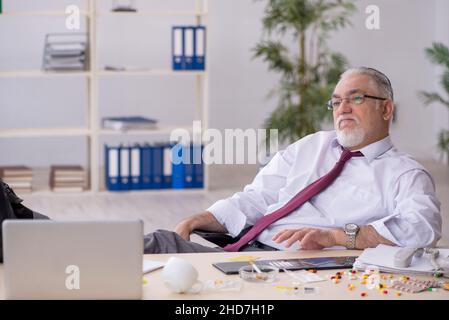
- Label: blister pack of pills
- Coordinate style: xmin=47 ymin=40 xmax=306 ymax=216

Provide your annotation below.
xmin=391 ymin=278 xmax=441 ymax=293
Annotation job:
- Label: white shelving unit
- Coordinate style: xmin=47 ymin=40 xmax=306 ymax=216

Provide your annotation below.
xmin=0 ymin=0 xmax=209 ymax=192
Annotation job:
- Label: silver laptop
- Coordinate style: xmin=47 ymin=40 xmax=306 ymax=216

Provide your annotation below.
xmin=2 ymin=220 xmax=143 ymax=300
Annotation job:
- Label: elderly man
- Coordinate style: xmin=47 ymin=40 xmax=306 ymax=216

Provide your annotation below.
xmin=145 ymin=66 xmax=441 ymax=253
xmin=0 ymin=67 xmax=442 ymax=257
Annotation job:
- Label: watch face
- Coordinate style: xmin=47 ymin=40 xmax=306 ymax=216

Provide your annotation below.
xmin=345 ymin=223 xmax=358 ymax=232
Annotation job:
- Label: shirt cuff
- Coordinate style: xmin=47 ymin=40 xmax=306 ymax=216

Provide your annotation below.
xmin=369 ymin=219 xmax=401 ymax=246
xmin=207 ymin=199 xmax=248 ymax=237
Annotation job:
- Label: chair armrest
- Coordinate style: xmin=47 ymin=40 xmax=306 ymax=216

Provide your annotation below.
xmin=192 ymin=229 xmax=236 ymax=248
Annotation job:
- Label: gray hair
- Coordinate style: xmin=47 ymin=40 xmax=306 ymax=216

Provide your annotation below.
xmin=340 ymin=67 xmax=394 ymax=101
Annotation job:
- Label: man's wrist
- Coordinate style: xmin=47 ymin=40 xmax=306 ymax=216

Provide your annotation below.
xmin=177 ymin=217 xmax=196 ymax=233
xmin=330 ymin=228 xmax=346 ymax=247
xmin=181 ymin=211 xmax=215 ymax=232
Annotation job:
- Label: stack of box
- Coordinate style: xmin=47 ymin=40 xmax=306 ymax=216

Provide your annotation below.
xmin=50 ymin=165 xmax=86 ymax=192
xmin=0 ymin=166 xmax=33 ymax=193
xmin=43 ymin=33 xmax=88 ymax=71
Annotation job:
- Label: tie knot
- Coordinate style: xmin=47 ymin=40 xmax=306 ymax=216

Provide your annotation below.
xmin=339 ymin=149 xmax=363 ymax=162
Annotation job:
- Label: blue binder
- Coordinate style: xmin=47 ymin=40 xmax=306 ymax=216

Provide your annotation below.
xmin=172 ymin=26 xmax=184 ymax=70
xmin=193 ymin=26 xmax=206 ymax=70
xmin=192 ymin=144 xmax=204 ymax=188
xmin=171 ymin=143 xmax=185 ymax=189
xmin=119 ymin=145 xmax=131 ymax=190
xmin=162 ymin=143 xmax=173 ymax=188
xmin=184 ymin=26 xmax=195 ymax=70
xmin=140 ymin=144 xmax=153 ymax=189
xmin=105 ymin=145 xmax=121 ymax=191
xmin=184 ymin=144 xmax=194 ymax=188
xmin=130 ymin=144 xmax=141 ymax=190
xmin=152 ymin=144 xmax=163 ymax=189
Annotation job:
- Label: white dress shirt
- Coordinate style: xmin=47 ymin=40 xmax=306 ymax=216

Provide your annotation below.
xmin=207 ymin=130 xmax=442 ymax=250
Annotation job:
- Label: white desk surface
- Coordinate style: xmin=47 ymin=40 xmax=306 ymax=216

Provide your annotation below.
xmin=139 ymin=250 xmax=449 ymax=300
xmin=1 ymin=249 xmax=448 ymax=300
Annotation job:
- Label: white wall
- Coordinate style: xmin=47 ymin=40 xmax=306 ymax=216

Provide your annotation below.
xmin=212 ymin=0 xmax=449 ymax=161
xmin=0 ymin=0 xmax=448 ymax=167
xmin=324 ymin=0 xmax=447 ymax=160
xmin=432 ymin=0 xmax=449 ymax=163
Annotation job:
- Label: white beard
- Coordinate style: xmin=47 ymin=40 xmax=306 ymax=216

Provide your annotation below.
xmin=336 ymin=127 xmax=366 ymax=148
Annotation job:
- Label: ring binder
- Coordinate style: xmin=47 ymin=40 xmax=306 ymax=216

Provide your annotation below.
xmin=194 ymin=26 xmax=206 ymax=70
xmin=130 ymin=144 xmax=141 ymax=190
xmin=172 ymin=25 xmax=206 ymax=71
xmin=172 ymin=27 xmax=184 ymax=70
xmin=105 ymin=145 xmax=120 ymax=191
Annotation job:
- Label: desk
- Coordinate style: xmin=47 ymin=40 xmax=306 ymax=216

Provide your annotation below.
xmin=139 ymin=250 xmax=448 ymax=300
xmin=0 ymin=250 xmax=447 ymax=300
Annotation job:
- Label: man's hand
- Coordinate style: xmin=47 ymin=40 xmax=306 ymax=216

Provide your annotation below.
xmin=174 ymin=211 xmax=227 ymax=241
xmin=174 ymin=219 xmax=194 ymax=241
xmin=272 ymin=225 xmax=395 ymax=250
xmin=272 ymin=228 xmax=337 ymax=250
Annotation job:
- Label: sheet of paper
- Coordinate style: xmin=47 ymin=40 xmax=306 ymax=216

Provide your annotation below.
xmin=228 ymin=255 xmax=260 ymax=262
xmin=286 ymin=270 xmax=326 ymax=283
xmin=354 ymin=244 xmax=449 ymax=275
xmin=143 ymin=260 xmax=165 ymax=274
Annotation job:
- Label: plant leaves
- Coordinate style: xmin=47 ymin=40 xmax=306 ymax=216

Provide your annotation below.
xmin=254 ymin=0 xmax=355 ymax=144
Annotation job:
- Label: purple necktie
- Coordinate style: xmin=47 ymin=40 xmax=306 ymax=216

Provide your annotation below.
xmin=223 ymin=148 xmax=364 ymax=252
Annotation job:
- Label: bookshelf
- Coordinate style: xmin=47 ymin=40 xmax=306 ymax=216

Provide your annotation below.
xmin=0 ymin=0 xmax=209 ymax=192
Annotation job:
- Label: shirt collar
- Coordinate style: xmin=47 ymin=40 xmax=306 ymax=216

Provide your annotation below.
xmin=331 ymin=133 xmax=393 ymax=163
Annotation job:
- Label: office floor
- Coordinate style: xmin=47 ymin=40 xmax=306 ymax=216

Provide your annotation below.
xmin=20 ymin=160 xmax=449 ymax=247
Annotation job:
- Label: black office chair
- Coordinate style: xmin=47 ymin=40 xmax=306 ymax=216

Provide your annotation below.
xmin=192 ymin=226 xmax=252 ymax=248
xmin=192 ymin=229 xmax=236 ymax=248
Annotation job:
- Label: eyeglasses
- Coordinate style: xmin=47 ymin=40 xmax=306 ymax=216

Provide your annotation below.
xmin=326 ymin=94 xmax=387 ymax=110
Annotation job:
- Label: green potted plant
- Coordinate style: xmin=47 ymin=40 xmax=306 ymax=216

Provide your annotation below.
xmin=418 ymin=42 xmax=449 ymax=160
xmin=253 ymin=0 xmax=356 ymax=144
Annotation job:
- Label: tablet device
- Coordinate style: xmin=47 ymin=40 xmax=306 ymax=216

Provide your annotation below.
xmin=213 ymin=256 xmax=357 ymax=275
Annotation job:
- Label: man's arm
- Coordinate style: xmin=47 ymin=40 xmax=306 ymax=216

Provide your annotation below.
xmin=272 ymin=225 xmax=394 ymax=250
xmin=331 ymin=225 xmax=395 ymax=249
xmin=274 ymin=168 xmax=441 ymax=250
xmin=174 ymin=211 xmax=227 ymax=241
xmin=196 ymin=145 xmax=297 ymax=238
